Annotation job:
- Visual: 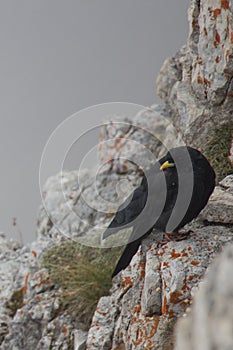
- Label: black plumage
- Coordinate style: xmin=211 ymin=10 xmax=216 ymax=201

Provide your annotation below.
xmin=103 ymin=146 xmax=216 ymax=277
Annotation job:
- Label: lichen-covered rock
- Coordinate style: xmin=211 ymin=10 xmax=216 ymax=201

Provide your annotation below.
xmin=86 ymin=224 xmax=233 ymax=350
xmin=200 ymin=174 xmax=233 ymax=224
xmin=175 ymin=244 xmax=233 ymax=350
xmin=86 ymin=296 xmax=118 ymax=349
xmin=98 ymin=105 xmax=182 ymax=174
xmin=0 ymin=233 xmax=42 ymax=345
xmin=1 ymin=265 xmax=79 ymax=350
xmin=2 ymin=1 xmax=233 ymax=348
xmin=37 ymin=168 xmax=142 ymax=247
xmin=156 ymin=0 xmax=233 ymax=150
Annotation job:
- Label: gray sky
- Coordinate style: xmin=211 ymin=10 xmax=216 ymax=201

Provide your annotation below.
xmin=0 ymin=1 xmax=189 ymax=243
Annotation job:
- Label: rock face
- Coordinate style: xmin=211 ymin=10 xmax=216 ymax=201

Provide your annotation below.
xmin=200 ymin=175 xmax=233 ymax=224
xmin=87 ymin=224 xmax=233 ymax=350
xmin=156 ymin=0 xmax=233 ymax=150
xmin=175 ymin=244 xmax=233 ymax=350
xmin=1 ymin=0 xmax=233 ymax=349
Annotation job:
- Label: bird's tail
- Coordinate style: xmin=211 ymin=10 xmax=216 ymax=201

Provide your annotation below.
xmin=112 ymin=238 xmax=141 ymax=278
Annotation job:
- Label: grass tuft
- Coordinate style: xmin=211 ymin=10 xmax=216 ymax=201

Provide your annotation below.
xmin=41 ymin=241 xmax=122 ymax=329
xmin=205 ymin=123 xmax=233 ymax=183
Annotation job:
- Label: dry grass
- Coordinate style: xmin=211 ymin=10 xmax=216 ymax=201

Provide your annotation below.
xmin=41 ymin=241 xmax=123 ymax=328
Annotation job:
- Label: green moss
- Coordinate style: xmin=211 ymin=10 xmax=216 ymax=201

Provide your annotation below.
xmin=6 ymin=288 xmax=24 ymax=317
xmin=205 ymin=123 xmax=233 ymax=183
xmin=41 ymin=241 xmax=123 ymax=329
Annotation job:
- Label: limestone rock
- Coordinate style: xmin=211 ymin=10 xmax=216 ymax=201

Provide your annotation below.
xmin=200 ymin=175 xmax=233 ymax=224
xmin=156 ymin=0 xmax=233 ymax=148
xmin=87 ymin=225 xmax=233 ymax=350
xmin=98 ymin=105 xmax=182 ymax=175
xmin=175 ymin=244 xmax=233 ymax=350
xmin=1 ymin=265 xmax=79 ymax=350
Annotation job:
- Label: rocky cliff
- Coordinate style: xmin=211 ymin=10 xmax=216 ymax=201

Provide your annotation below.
xmin=1 ymin=0 xmax=233 ymax=349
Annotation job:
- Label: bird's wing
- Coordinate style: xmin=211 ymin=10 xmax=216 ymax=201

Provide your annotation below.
xmin=102 ymin=176 xmax=148 ymax=239
xmin=102 ymin=163 xmax=166 ymax=241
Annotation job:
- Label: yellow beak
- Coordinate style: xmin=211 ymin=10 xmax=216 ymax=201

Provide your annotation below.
xmin=160 ymin=160 xmax=175 ymax=170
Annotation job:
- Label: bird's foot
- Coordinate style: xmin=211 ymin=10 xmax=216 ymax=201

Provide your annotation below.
xmin=157 ymin=230 xmax=192 ymax=247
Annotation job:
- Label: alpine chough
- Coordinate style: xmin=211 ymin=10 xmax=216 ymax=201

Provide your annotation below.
xmin=102 ymin=146 xmax=215 ymax=277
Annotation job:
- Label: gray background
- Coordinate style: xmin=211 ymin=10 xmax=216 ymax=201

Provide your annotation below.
xmin=0 ymin=0 xmax=189 ymax=243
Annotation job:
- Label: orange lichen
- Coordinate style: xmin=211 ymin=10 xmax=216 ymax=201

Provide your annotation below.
xmin=191 ymin=260 xmax=200 ymax=265
xmin=187 ymin=247 xmax=192 ymax=251
xmin=197 ymin=74 xmax=203 ymax=84
xmin=134 ymin=304 xmax=141 ymax=314
xmin=214 ymin=31 xmax=220 ymax=47
xmin=231 ymin=32 xmax=233 ymax=44
xmin=98 ymin=310 xmax=108 ymax=316
xmin=36 ymin=277 xmax=51 ymax=290
xmin=31 ymin=250 xmax=37 ymax=258
xmin=168 ymin=310 xmax=174 ymax=318
xmin=62 ymin=325 xmax=69 ymax=336
xmin=215 ymin=56 xmax=220 ymax=63
xmin=164 ymin=280 xmax=167 ymax=289
xmin=170 ymin=291 xmax=183 ymax=304
xmin=148 ymin=316 xmax=160 ymax=337
xmin=204 ymin=27 xmax=208 ymax=36
xmin=170 ymin=249 xmax=181 ymax=259
xmin=139 ymin=261 xmax=145 ymax=281
xmin=132 ymin=328 xmax=143 ymax=346
xmin=192 ymin=19 xmax=198 ymax=28
xmin=163 ymin=262 xmax=169 ymax=268
xmin=22 ymin=272 xmax=30 ymax=296
xmin=121 ymin=276 xmax=133 ymax=289
xmin=204 ymin=78 xmax=211 ymax=87
xmin=221 ymin=0 xmax=229 ymax=10
xmin=162 ymin=295 xmax=168 ymax=314
xmin=213 ymin=8 xmax=221 ymax=18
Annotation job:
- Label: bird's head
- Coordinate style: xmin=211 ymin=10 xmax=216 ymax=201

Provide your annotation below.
xmin=159 ymin=146 xmax=215 ymax=179
xmin=159 ymin=146 xmax=196 ymax=173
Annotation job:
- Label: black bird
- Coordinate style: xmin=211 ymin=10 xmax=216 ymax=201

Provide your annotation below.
xmin=102 ymin=146 xmax=215 ymax=277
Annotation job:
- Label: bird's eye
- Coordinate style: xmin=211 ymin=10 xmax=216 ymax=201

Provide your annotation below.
xmin=171 ymin=182 xmax=176 ymax=187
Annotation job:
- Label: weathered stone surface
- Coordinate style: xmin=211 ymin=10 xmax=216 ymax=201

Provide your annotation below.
xmin=175 ymin=244 xmax=233 ymax=350
xmin=1 ymin=264 xmax=79 ymax=350
xmin=201 ymin=175 xmax=233 ymax=224
xmin=74 ymin=330 xmax=88 ymax=350
xmin=98 ymin=105 xmax=183 ymax=175
xmin=156 ymin=0 xmax=233 ymax=148
xmin=2 ymin=1 xmax=233 ymax=348
xmin=141 ymin=248 xmax=162 ymax=316
xmin=99 ymin=105 xmax=170 ymax=174
xmin=219 ymin=174 xmax=233 ymax=190
xmin=87 ymin=225 xmax=233 ymax=350
xmin=86 ymin=296 xmax=119 ymax=350
xmin=37 ymin=168 xmax=142 ymax=248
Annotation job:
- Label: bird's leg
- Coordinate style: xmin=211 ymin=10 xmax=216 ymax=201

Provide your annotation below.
xmin=158 ymin=230 xmax=192 ymax=247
